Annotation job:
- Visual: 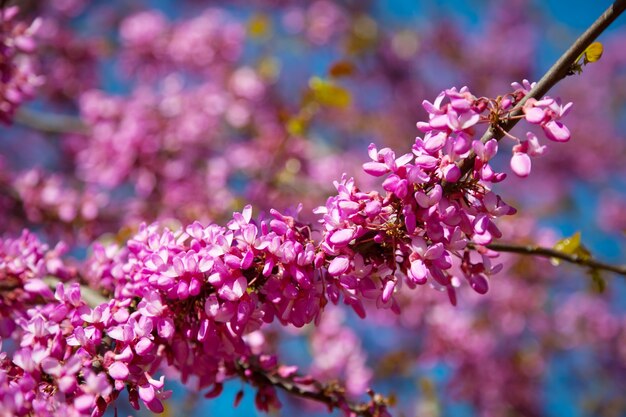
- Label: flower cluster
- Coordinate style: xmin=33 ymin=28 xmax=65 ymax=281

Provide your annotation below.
xmin=512 ymin=80 xmax=572 ymax=177
xmin=13 ymin=169 xmax=107 ymax=226
xmin=72 ymin=71 xmax=267 ymax=224
xmin=0 ymin=230 xmax=172 ymax=416
xmin=36 ymin=18 xmax=101 ymax=103
xmin=0 ymin=230 xmax=74 ymax=329
xmin=282 ymin=1 xmax=348 ymax=46
xmin=316 ymin=81 xmax=571 ymax=311
xmin=119 ymin=9 xmax=245 ymax=79
xmin=0 ymin=81 xmax=572 ymax=416
xmin=0 ymin=7 xmax=44 ymax=123
xmin=0 ymin=207 xmax=382 ymax=415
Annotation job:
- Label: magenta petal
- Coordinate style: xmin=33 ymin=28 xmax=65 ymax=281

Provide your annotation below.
xmin=198 ymin=257 xmax=213 ymax=273
xmin=415 ymin=191 xmax=430 ymax=208
xmin=381 ymin=280 xmax=396 ymax=303
xmin=422 ymin=99 xmax=438 ymax=114
xmin=24 ymin=279 xmax=54 ymax=298
xmin=510 ymin=152 xmax=531 ymax=177
xmin=470 ymin=274 xmax=489 ymax=294
xmin=473 ymin=215 xmax=489 ymax=234
xmin=74 ymin=394 xmax=96 ymax=412
xmin=58 ymin=375 xmax=77 ymax=393
xmin=146 ymin=398 xmax=165 ymax=413
xmin=41 ymin=357 xmax=61 ymax=376
xmin=416 ymin=121 xmax=431 ymax=132
xmin=443 ymin=164 xmax=461 ymax=182
xmin=219 ymin=276 xmax=247 ymax=301
xmin=157 ymin=318 xmax=174 ymax=339
xmin=457 ymin=111 xmax=480 ymax=130
xmin=108 ymin=361 xmax=129 ymax=380
xmin=429 ymin=114 xmax=448 ymax=129
xmin=139 ymin=385 xmax=155 ymax=403
xmin=543 ymin=121 xmax=570 ymax=142
xmin=367 ymin=143 xmax=378 ymax=160
xmin=107 ymin=325 xmax=127 ymax=341
xmin=483 ymin=139 xmax=498 ymax=160
xmin=524 ymin=107 xmax=545 ymax=124
xmin=393 ymin=179 xmax=409 ymax=199
xmin=414 ymin=154 xmax=439 ymax=169
xmin=241 ymin=250 xmax=254 ymax=269
xmin=135 ymin=337 xmax=154 ymax=355
xmin=424 ymin=243 xmax=444 ymax=260
xmin=328 ymin=256 xmax=350 ymax=276
xmin=405 ymin=212 xmax=416 ymax=234
xmin=362 ymin=161 xmax=388 ymax=176
xmin=329 ymin=228 xmax=356 ymax=246
xmin=409 ymin=260 xmax=428 ymax=284
xmin=424 ymin=132 xmax=446 ymax=153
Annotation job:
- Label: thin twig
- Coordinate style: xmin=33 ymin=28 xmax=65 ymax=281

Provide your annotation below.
xmin=455 ymin=0 xmax=626 ymax=177
xmin=470 ymin=242 xmax=626 ymax=277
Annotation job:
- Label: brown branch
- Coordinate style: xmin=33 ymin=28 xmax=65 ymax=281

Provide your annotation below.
xmin=14 ymin=107 xmax=88 ymax=135
xmin=455 ymin=0 xmax=626 ymax=177
xmin=235 ymin=359 xmax=390 ymax=417
xmin=470 ymin=242 xmax=626 ymax=277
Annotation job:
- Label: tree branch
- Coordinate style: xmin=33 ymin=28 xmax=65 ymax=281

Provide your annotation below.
xmin=471 ymin=241 xmax=626 ymax=277
xmin=13 ymin=108 xmax=88 ymax=135
xmin=235 ymin=360 xmax=390 ymax=417
xmin=456 ymin=0 xmax=626 ymax=177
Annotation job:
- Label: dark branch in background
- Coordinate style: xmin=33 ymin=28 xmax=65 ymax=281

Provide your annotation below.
xmin=14 ymin=108 xmax=88 ymax=134
xmin=455 ymin=0 xmax=626 ymax=177
xmin=470 ymin=242 xmax=626 ymax=277
xmin=235 ymin=360 xmax=390 ymax=417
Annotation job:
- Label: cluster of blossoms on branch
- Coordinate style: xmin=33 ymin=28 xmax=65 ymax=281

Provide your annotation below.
xmin=316 ymin=81 xmax=571 ymax=310
xmin=0 ymin=72 xmax=573 ymax=415
xmin=0 ymin=7 xmax=42 ymax=123
xmin=119 ymin=9 xmax=244 ymax=79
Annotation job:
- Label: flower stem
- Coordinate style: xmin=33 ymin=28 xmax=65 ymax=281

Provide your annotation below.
xmin=470 ymin=241 xmax=626 ymax=277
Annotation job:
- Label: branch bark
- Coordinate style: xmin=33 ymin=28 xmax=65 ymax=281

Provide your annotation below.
xmin=14 ymin=108 xmax=88 ymax=135
xmin=471 ymin=242 xmax=626 ymax=277
xmin=236 ymin=360 xmax=390 ymax=417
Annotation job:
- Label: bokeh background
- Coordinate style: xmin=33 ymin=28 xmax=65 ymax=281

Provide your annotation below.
xmin=2 ymin=0 xmax=626 ymax=416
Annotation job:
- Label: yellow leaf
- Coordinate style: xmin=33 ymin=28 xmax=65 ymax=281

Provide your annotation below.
xmin=308 ymin=77 xmax=352 ymax=108
xmin=553 ymin=231 xmax=581 ymax=254
xmin=551 ymin=231 xmax=581 ymax=266
xmin=552 ymin=231 xmax=594 ymax=265
xmin=248 ymin=13 xmax=271 ymax=39
xmin=584 ymin=42 xmax=603 ymax=63
xmin=286 ymin=117 xmax=306 ymax=136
